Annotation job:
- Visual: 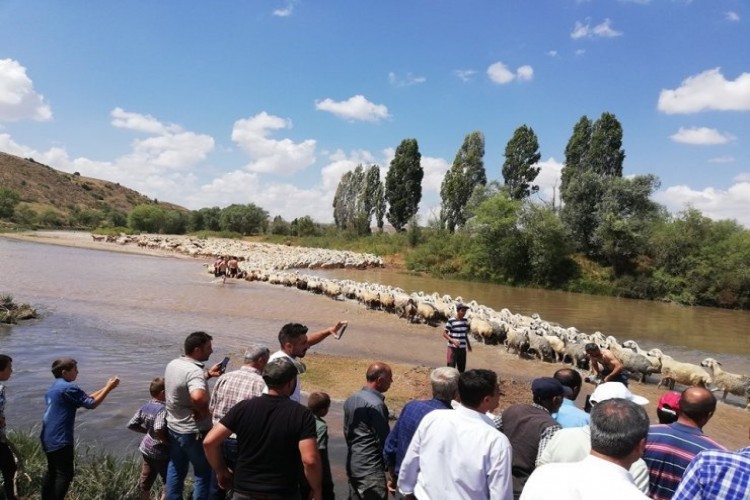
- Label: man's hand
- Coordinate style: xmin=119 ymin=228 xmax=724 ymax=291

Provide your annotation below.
xmin=207 ymin=362 xmax=223 ymax=378
xmin=106 ymin=376 xmax=120 ymax=389
xmin=387 ymin=476 xmax=397 ymax=495
xmin=215 ymin=468 xmax=234 ymax=491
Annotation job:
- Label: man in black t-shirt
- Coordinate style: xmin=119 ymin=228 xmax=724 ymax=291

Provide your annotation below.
xmin=203 ymin=357 xmax=322 ymax=499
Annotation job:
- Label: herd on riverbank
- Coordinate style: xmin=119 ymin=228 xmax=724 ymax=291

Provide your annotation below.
xmin=96 ymin=234 xmax=750 ymax=410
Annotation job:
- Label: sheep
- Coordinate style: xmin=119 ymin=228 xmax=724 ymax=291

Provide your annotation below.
xmin=622 ymin=340 xmax=661 ymax=373
xmin=527 ymin=332 xmax=556 ymax=362
xmin=562 ymin=341 xmax=589 ymax=370
xmin=701 ymin=358 xmax=750 ymax=409
xmin=606 ymin=338 xmax=661 ymax=384
xmin=505 ymin=329 xmax=530 ymax=358
xmin=649 ymin=349 xmax=712 ymax=390
xmin=542 ymin=334 xmax=566 ymax=363
xmin=469 ymin=318 xmax=495 ymax=344
xmin=415 ymin=301 xmax=440 ymax=326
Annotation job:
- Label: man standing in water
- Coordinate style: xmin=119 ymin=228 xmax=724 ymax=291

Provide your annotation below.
xmin=165 ymin=331 xmax=223 ymax=500
xmin=443 ymin=303 xmax=472 ymax=373
xmin=0 ymin=354 xmax=18 ymax=500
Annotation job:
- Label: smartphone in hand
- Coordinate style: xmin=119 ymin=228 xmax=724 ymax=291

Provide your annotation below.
xmin=219 ymin=356 xmax=230 ymax=373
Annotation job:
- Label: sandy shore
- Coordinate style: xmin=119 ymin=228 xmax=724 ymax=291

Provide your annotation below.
xmin=4 ymin=230 xmax=749 ymax=452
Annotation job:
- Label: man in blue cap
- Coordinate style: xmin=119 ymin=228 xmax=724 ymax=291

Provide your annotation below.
xmin=497 ymin=377 xmax=564 ymax=499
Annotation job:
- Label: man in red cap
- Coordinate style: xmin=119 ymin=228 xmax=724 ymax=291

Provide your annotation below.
xmin=656 ymin=391 xmax=681 ymax=424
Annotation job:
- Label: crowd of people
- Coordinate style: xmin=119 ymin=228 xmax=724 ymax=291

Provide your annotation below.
xmin=0 ymin=308 xmax=748 ymax=499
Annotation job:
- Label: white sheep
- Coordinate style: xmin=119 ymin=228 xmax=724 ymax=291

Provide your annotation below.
xmin=701 ymin=358 xmax=750 ymax=409
xmin=649 ymin=349 xmax=712 ymax=390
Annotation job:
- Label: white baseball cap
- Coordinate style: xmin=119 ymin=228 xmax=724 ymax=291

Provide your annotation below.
xmin=590 ymin=382 xmax=649 ymax=406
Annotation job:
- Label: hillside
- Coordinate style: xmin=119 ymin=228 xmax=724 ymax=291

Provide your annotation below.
xmin=0 ymin=152 xmax=184 ymax=224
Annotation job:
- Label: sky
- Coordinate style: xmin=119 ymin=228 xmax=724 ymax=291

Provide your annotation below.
xmin=0 ymin=1 xmax=748 ymax=226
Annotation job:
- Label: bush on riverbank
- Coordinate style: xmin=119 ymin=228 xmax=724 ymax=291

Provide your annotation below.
xmin=7 ymin=429 xmax=175 ymax=499
xmin=0 ymin=294 xmax=37 ymax=324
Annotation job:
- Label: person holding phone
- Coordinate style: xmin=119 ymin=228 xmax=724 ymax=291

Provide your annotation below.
xmin=209 ymin=344 xmax=271 ymax=500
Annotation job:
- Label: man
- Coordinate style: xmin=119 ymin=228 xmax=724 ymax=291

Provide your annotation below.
xmin=656 ymin=391 xmax=681 ymax=424
xmin=552 ymin=368 xmax=590 ymax=428
xmin=269 ymin=321 xmax=346 ymax=402
xmin=343 ymin=362 xmax=393 ymax=500
xmin=208 ymin=344 xmax=269 ymax=499
xmin=585 ymin=343 xmax=627 ymax=385
xmin=398 ymin=369 xmax=511 ymax=500
xmin=538 ymin=382 xmax=651 ymax=493
xmin=164 ymin=331 xmax=223 ymax=500
xmin=643 ymin=386 xmax=726 ymax=500
xmin=521 ymin=398 xmax=651 ymax=499
xmin=498 ymin=377 xmax=564 ymax=499
xmin=41 ymin=358 xmax=119 ymax=500
xmin=383 ymin=367 xmax=459 ymax=496
xmin=442 ymin=303 xmax=472 ymax=373
xmin=203 ymin=357 xmax=322 ymax=500
xmin=673 ymin=427 xmax=750 ymax=500
xmin=0 ymin=354 xmax=17 ymax=500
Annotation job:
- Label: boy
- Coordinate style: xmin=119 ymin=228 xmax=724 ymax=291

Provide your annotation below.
xmin=40 ymin=358 xmax=119 ymax=500
xmin=0 ymin=354 xmax=18 ymax=500
xmin=307 ymin=391 xmax=335 ymax=499
xmin=128 ymin=377 xmax=169 ymax=500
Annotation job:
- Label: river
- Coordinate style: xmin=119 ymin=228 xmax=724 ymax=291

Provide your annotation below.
xmin=0 ymin=236 xmax=748 ymax=468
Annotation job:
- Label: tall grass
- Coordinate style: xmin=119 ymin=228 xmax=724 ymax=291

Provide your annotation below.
xmin=6 ymin=429 xmax=176 ymax=499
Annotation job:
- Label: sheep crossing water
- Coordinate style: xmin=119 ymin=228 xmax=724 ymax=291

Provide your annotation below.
xmin=96 ymin=233 xmax=750 ymax=410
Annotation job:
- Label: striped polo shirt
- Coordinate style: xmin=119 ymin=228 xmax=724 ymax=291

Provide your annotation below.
xmin=643 ymin=422 xmax=726 ymax=500
xmin=445 ymin=317 xmax=469 ymax=348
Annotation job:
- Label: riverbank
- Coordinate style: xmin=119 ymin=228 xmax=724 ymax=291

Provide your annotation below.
xmin=2 ymin=230 xmax=748 ymax=451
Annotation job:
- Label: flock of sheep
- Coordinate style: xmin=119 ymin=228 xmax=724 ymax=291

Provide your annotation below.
xmin=95 ymin=233 xmax=750 ymax=410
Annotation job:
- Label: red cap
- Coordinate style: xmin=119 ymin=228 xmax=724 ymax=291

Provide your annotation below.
xmin=657 ymin=391 xmax=681 ymax=412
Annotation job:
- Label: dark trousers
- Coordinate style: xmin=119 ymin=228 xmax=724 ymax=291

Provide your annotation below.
xmin=447 ymin=347 xmax=467 ymax=373
xmin=42 ymin=445 xmax=75 ymax=500
xmin=0 ymin=440 xmax=18 ymax=500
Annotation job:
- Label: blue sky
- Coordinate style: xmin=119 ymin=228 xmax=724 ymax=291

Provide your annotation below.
xmin=1 ymin=1 xmax=748 ymax=225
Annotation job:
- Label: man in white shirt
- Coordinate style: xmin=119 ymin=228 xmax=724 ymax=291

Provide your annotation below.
xmin=269 ymin=321 xmax=346 ymax=402
xmin=521 ymin=397 xmax=650 ymax=500
xmin=398 ymin=369 xmax=513 ymax=500
xmin=537 ymin=382 xmax=650 ymax=493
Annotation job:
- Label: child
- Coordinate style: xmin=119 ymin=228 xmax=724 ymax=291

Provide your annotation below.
xmin=0 ymin=354 xmax=18 ymax=500
xmin=306 ymin=391 xmax=335 ymax=500
xmin=128 ymin=377 xmax=169 ymax=500
xmin=41 ymin=358 xmax=120 ymax=500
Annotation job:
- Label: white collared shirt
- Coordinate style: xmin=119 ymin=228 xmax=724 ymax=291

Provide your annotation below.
xmin=521 ymin=454 xmax=648 ymax=500
xmin=398 ymin=405 xmax=513 ymax=500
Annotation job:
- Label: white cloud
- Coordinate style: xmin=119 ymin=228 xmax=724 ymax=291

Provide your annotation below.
xmin=0 ymin=59 xmax=52 ymax=122
xmin=231 ymin=111 xmax=316 ymax=174
xmin=726 ymin=11 xmax=740 ymax=22
xmin=487 ymin=62 xmax=534 ymax=85
xmin=670 ymin=126 xmax=735 ymax=145
xmin=111 ymin=107 xmax=180 ymax=134
xmin=734 ymin=173 xmax=750 ymax=182
xmin=315 ymin=95 xmax=390 ymax=122
xmin=547 ymin=50 xmax=558 ymax=57
xmin=516 ymin=65 xmax=534 ymax=82
xmin=709 ymin=155 xmax=736 ymax=163
xmin=487 ymin=62 xmax=515 ymax=84
xmin=575 ymin=49 xmax=587 ymax=56
xmin=654 ymin=183 xmax=750 ymax=227
xmin=421 ymin=156 xmax=451 ymax=193
xmin=532 ymin=158 xmax=564 ymax=204
xmin=319 ymin=149 xmax=377 ymax=191
xmin=273 ymin=0 xmax=295 ymax=17
xmin=571 ymin=18 xmax=623 ymax=39
xmin=454 ymin=69 xmax=477 ymax=82
xmin=658 ymin=68 xmax=750 ymax=114
xmin=388 ymin=72 xmax=426 ymax=87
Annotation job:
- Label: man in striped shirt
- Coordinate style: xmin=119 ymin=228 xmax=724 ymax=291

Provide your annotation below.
xmin=443 ymin=303 xmax=472 ymax=373
xmin=643 ymin=386 xmax=726 ymax=500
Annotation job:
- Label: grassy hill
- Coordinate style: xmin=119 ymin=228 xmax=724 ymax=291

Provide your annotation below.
xmin=0 ymin=151 xmax=184 ymax=227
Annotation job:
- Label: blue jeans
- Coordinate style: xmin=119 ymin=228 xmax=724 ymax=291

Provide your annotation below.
xmin=166 ymin=429 xmax=215 ymax=500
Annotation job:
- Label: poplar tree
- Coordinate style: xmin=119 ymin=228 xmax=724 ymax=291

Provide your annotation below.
xmin=502 ymin=125 xmax=541 ymax=200
xmin=385 ymin=139 xmax=423 ymax=231
xmin=440 ymin=131 xmax=486 ymax=232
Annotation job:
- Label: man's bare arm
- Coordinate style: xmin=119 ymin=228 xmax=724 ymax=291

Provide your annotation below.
xmin=203 ymin=423 xmax=233 ymax=490
xmin=307 ymin=321 xmax=346 ymax=347
xmin=300 ymin=437 xmax=323 ymax=500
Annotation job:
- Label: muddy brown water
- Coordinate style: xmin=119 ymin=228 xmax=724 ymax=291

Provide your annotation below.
xmin=1 ymin=235 xmax=748 ymax=496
